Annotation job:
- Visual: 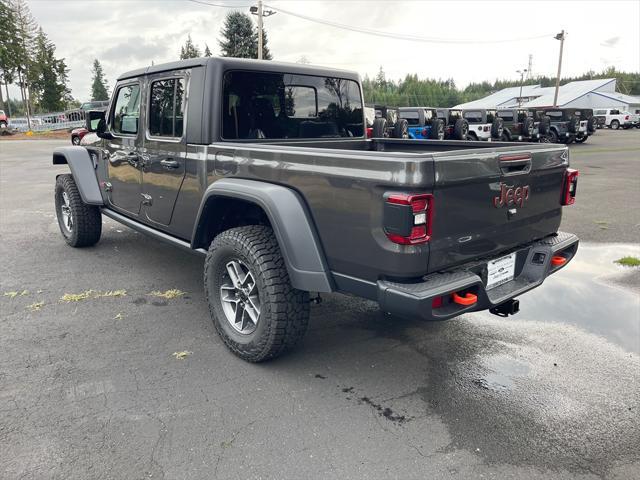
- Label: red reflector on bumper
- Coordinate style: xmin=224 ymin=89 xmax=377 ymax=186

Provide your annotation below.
xmin=551 ymin=255 xmax=567 ymax=266
xmin=452 ymin=292 xmax=477 ymax=306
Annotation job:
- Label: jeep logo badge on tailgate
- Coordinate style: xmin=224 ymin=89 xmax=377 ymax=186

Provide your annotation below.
xmin=493 ymin=183 xmax=530 ymax=208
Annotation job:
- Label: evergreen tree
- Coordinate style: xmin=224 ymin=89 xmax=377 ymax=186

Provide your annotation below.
xmin=90 ymin=59 xmax=109 ymax=100
xmin=180 ymin=34 xmax=201 ymax=59
xmin=0 ymin=1 xmax=20 ymax=113
xmin=219 ymin=11 xmax=272 ymax=60
xmin=29 ymin=27 xmax=69 ymax=112
xmin=10 ymin=0 xmax=38 ymax=114
xmin=203 ymin=44 xmax=212 ymax=57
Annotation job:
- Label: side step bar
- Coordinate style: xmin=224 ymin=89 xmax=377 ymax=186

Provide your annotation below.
xmin=101 ymin=208 xmax=208 ymax=257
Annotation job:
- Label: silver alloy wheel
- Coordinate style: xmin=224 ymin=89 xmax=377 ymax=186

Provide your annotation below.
xmin=60 ymin=191 xmax=73 ymax=233
xmin=220 ymin=259 xmax=261 ymax=334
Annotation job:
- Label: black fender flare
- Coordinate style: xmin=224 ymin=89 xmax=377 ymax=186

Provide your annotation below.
xmin=192 ymin=178 xmax=333 ymax=293
xmin=52 ymin=146 xmax=103 ymax=205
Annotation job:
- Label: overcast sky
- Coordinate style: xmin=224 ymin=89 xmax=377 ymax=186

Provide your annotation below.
xmin=11 ymin=0 xmax=640 ymax=102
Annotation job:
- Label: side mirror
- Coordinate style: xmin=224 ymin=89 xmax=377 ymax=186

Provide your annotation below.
xmin=86 ymin=110 xmax=113 ymax=139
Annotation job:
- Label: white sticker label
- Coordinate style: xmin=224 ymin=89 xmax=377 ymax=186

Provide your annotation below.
xmin=486 ymin=253 xmax=516 ymax=290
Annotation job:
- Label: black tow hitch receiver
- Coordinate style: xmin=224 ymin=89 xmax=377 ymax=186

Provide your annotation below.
xmin=490 ymin=299 xmax=520 ymax=318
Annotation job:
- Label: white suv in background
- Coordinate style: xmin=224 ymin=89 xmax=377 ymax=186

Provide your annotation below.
xmin=593 ymin=108 xmax=634 ymax=129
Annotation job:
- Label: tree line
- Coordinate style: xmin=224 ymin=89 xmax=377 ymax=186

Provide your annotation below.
xmin=363 ymin=66 xmax=640 ymax=108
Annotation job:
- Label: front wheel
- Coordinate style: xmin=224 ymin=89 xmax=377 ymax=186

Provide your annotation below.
xmin=548 ymin=130 xmax=559 ymax=143
xmin=71 ymin=135 xmax=80 ymax=145
xmin=610 ymin=120 xmax=619 ymax=130
xmin=55 ymin=174 xmax=102 ymax=247
xmin=204 ymin=225 xmax=310 ymax=362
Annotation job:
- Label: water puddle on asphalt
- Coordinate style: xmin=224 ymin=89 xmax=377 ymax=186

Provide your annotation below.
xmin=474 ymin=242 xmax=640 ymax=355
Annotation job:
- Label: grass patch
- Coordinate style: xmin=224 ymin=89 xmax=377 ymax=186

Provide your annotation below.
xmin=26 ymin=301 xmax=44 ymax=312
xmin=149 ymin=289 xmax=185 ymax=299
xmin=615 ymin=256 xmax=640 ymax=267
xmin=172 ymin=351 xmax=192 ymax=360
xmin=113 ymin=313 xmax=124 ymax=320
xmin=60 ymin=289 xmax=127 ymax=302
xmin=4 ymin=290 xmax=28 ymax=299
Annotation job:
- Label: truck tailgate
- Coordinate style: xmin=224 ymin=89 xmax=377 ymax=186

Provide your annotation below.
xmin=428 ymin=146 xmax=569 ymax=272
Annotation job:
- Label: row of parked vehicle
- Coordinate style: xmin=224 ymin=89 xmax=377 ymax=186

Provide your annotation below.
xmin=365 ymin=105 xmax=611 ymax=144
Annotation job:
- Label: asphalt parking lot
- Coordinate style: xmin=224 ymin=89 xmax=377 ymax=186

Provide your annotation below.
xmin=1 ymin=130 xmax=639 ymax=479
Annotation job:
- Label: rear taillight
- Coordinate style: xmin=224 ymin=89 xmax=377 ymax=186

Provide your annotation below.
xmin=483 ymin=126 xmax=490 ymax=132
xmin=625 ymin=115 xmax=629 ymax=120
xmin=422 ymin=128 xmax=428 ymax=137
xmin=366 ymin=127 xmax=373 ymax=139
xmin=562 ymin=169 xmax=579 ymax=205
xmin=384 ymin=193 xmax=434 ymax=244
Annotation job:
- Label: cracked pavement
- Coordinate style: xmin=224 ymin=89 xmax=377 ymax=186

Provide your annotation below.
xmin=1 ymin=131 xmax=639 ymax=479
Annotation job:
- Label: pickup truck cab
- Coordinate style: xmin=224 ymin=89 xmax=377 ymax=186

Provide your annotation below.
xmin=458 ymin=109 xmax=504 ymax=141
xmin=593 ymin=108 xmax=634 ymax=130
xmin=398 ymin=107 xmax=445 ymax=140
xmin=52 ymin=57 xmax=579 ymax=362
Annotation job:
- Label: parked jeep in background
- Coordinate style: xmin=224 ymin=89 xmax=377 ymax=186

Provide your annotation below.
xmin=593 ymin=108 xmax=634 ymax=130
xmin=496 ymin=109 xmax=539 ymax=142
xmin=573 ymin=108 xmax=598 ymax=143
xmin=52 ymin=57 xmax=579 ymax=362
xmin=437 ymin=109 xmax=470 ymax=140
xmin=398 ymin=107 xmax=445 ymax=140
xmin=369 ymin=104 xmax=409 ymax=138
xmin=531 ymin=108 xmax=583 ymax=144
xmin=459 ymin=109 xmax=503 ymax=141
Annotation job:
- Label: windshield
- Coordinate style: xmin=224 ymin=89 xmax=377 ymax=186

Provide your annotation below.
xmin=221 ymin=71 xmax=364 ymax=139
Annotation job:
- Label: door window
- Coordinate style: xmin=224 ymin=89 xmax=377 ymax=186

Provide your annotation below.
xmin=111 ymin=84 xmax=141 ymax=135
xmin=149 ymin=78 xmax=185 ymax=138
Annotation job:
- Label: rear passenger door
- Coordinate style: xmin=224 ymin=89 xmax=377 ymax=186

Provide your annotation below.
xmin=141 ymin=73 xmax=188 ymax=226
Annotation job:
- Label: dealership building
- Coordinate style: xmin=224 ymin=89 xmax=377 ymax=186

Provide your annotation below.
xmin=454 ymin=78 xmax=640 ymax=113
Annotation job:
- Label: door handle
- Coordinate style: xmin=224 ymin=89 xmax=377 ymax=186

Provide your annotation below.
xmin=160 ymin=159 xmax=180 ymax=169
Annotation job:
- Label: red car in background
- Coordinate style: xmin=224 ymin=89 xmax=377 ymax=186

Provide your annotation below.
xmin=70 ymin=127 xmax=88 ymax=145
xmin=0 ymin=109 xmax=8 ymax=129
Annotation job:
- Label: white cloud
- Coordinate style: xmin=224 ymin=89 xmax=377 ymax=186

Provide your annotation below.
xmin=9 ymin=0 xmax=640 ymax=102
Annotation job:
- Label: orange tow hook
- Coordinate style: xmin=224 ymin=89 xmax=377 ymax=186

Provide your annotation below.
xmin=452 ymin=292 xmax=477 ymax=306
xmin=551 ymin=255 xmax=567 ymax=266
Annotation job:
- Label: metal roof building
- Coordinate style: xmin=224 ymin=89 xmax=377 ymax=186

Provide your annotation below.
xmin=452 ymin=78 xmax=638 ymax=111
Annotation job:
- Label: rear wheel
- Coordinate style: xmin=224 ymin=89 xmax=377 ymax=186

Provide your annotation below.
xmin=453 ymin=119 xmax=469 ymax=140
xmin=574 ymin=135 xmax=587 ymax=143
xmin=548 ymin=130 xmax=559 ymax=143
xmin=204 ymin=226 xmax=310 ymax=362
xmin=54 ymin=174 xmax=102 ymax=247
xmin=71 ymin=135 xmax=80 ymax=145
xmin=610 ymin=120 xmax=619 ymax=130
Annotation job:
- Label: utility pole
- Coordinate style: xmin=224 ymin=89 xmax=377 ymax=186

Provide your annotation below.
xmin=516 ymin=69 xmax=528 ymax=107
xmin=527 ymin=54 xmax=533 ymax=79
xmin=553 ymin=30 xmax=566 ymax=107
xmin=250 ymin=1 xmax=276 ymax=60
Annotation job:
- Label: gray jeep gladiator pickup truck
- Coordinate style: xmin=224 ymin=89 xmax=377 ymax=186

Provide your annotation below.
xmin=53 ymin=57 xmax=579 ymax=362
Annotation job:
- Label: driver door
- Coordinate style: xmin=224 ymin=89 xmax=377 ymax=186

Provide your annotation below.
xmin=104 ymin=81 xmax=143 ymax=216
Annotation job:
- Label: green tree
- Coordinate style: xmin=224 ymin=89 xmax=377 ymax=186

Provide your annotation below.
xmin=0 ymin=0 xmax=21 ymax=114
xmin=28 ymin=27 xmax=70 ymax=112
xmin=203 ymin=43 xmax=212 ymax=57
xmin=9 ymin=0 xmax=38 ymax=115
xmin=90 ymin=59 xmax=109 ymax=100
xmin=219 ymin=11 xmax=272 ymax=60
xmin=180 ymin=34 xmax=201 ymax=59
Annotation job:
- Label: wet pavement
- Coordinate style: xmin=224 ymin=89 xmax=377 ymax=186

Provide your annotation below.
xmin=1 ymin=137 xmax=639 ymax=479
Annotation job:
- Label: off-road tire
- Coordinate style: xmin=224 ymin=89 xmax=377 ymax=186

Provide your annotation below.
xmin=71 ymin=135 xmax=80 ymax=145
xmin=453 ymin=119 xmax=469 ymax=140
xmin=394 ymin=118 xmax=408 ymax=139
xmin=568 ymin=116 xmax=579 ymax=134
xmin=587 ymin=116 xmax=597 ymax=133
xmin=372 ymin=118 xmax=388 ymax=138
xmin=490 ymin=117 xmax=504 ymax=139
xmin=0 ymin=121 xmax=7 ymax=129
xmin=430 ymin=119 xmax=444 ymax=139
xmin=610 ymin=120 xmax=619 ymax=130
xmin=548 ymin=129 xmax=559 ymax=143
xmin=522 ymin=117 xmax=535 ymax=137
xmin=54 ymin=174 xmax=102 ymax=247
xmin=204 ymin=225 xmax=310 ymax=362
xmin=574 ymin=135 xmax=587 ymax=143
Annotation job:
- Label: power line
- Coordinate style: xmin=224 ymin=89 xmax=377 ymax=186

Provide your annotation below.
xmin=186 ymin=0 xmax=250 ymax=8
xmin=263 ymin=3 xmax=553 ymax=45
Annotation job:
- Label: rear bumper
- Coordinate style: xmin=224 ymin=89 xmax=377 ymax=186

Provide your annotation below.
xmin=377 ymin=232 xmax=579 ymax=321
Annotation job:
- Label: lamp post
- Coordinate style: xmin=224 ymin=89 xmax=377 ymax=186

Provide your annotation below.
xmin=250 ymin=1 xmax=276 ymax=60
xmin=553 ymin=30 xmax=566 ymax=107
xmin=516 ymin=69 xmax=528 ymax=107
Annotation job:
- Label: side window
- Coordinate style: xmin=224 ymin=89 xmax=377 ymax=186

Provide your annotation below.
xmin=149 ymin=78 xmax=185 ymax=138
xmin=111 ymin=84 xmax=141 ymax=135
xmin=499 ymin=112 xmax=514 ymax=122
xmin=610 ymin=109 xmax=619 ymax=115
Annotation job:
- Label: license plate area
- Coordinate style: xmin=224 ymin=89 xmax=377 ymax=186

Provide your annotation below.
xmin=486 ymin=253 xmax=516 ymax=290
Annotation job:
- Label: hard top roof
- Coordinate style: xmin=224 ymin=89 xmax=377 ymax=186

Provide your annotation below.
xmin=117 ymin=56 xmax=361 ymax=82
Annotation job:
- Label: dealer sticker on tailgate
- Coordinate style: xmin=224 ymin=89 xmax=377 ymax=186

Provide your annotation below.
xmin=486 ymin=253 xmax=516 ymax=290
